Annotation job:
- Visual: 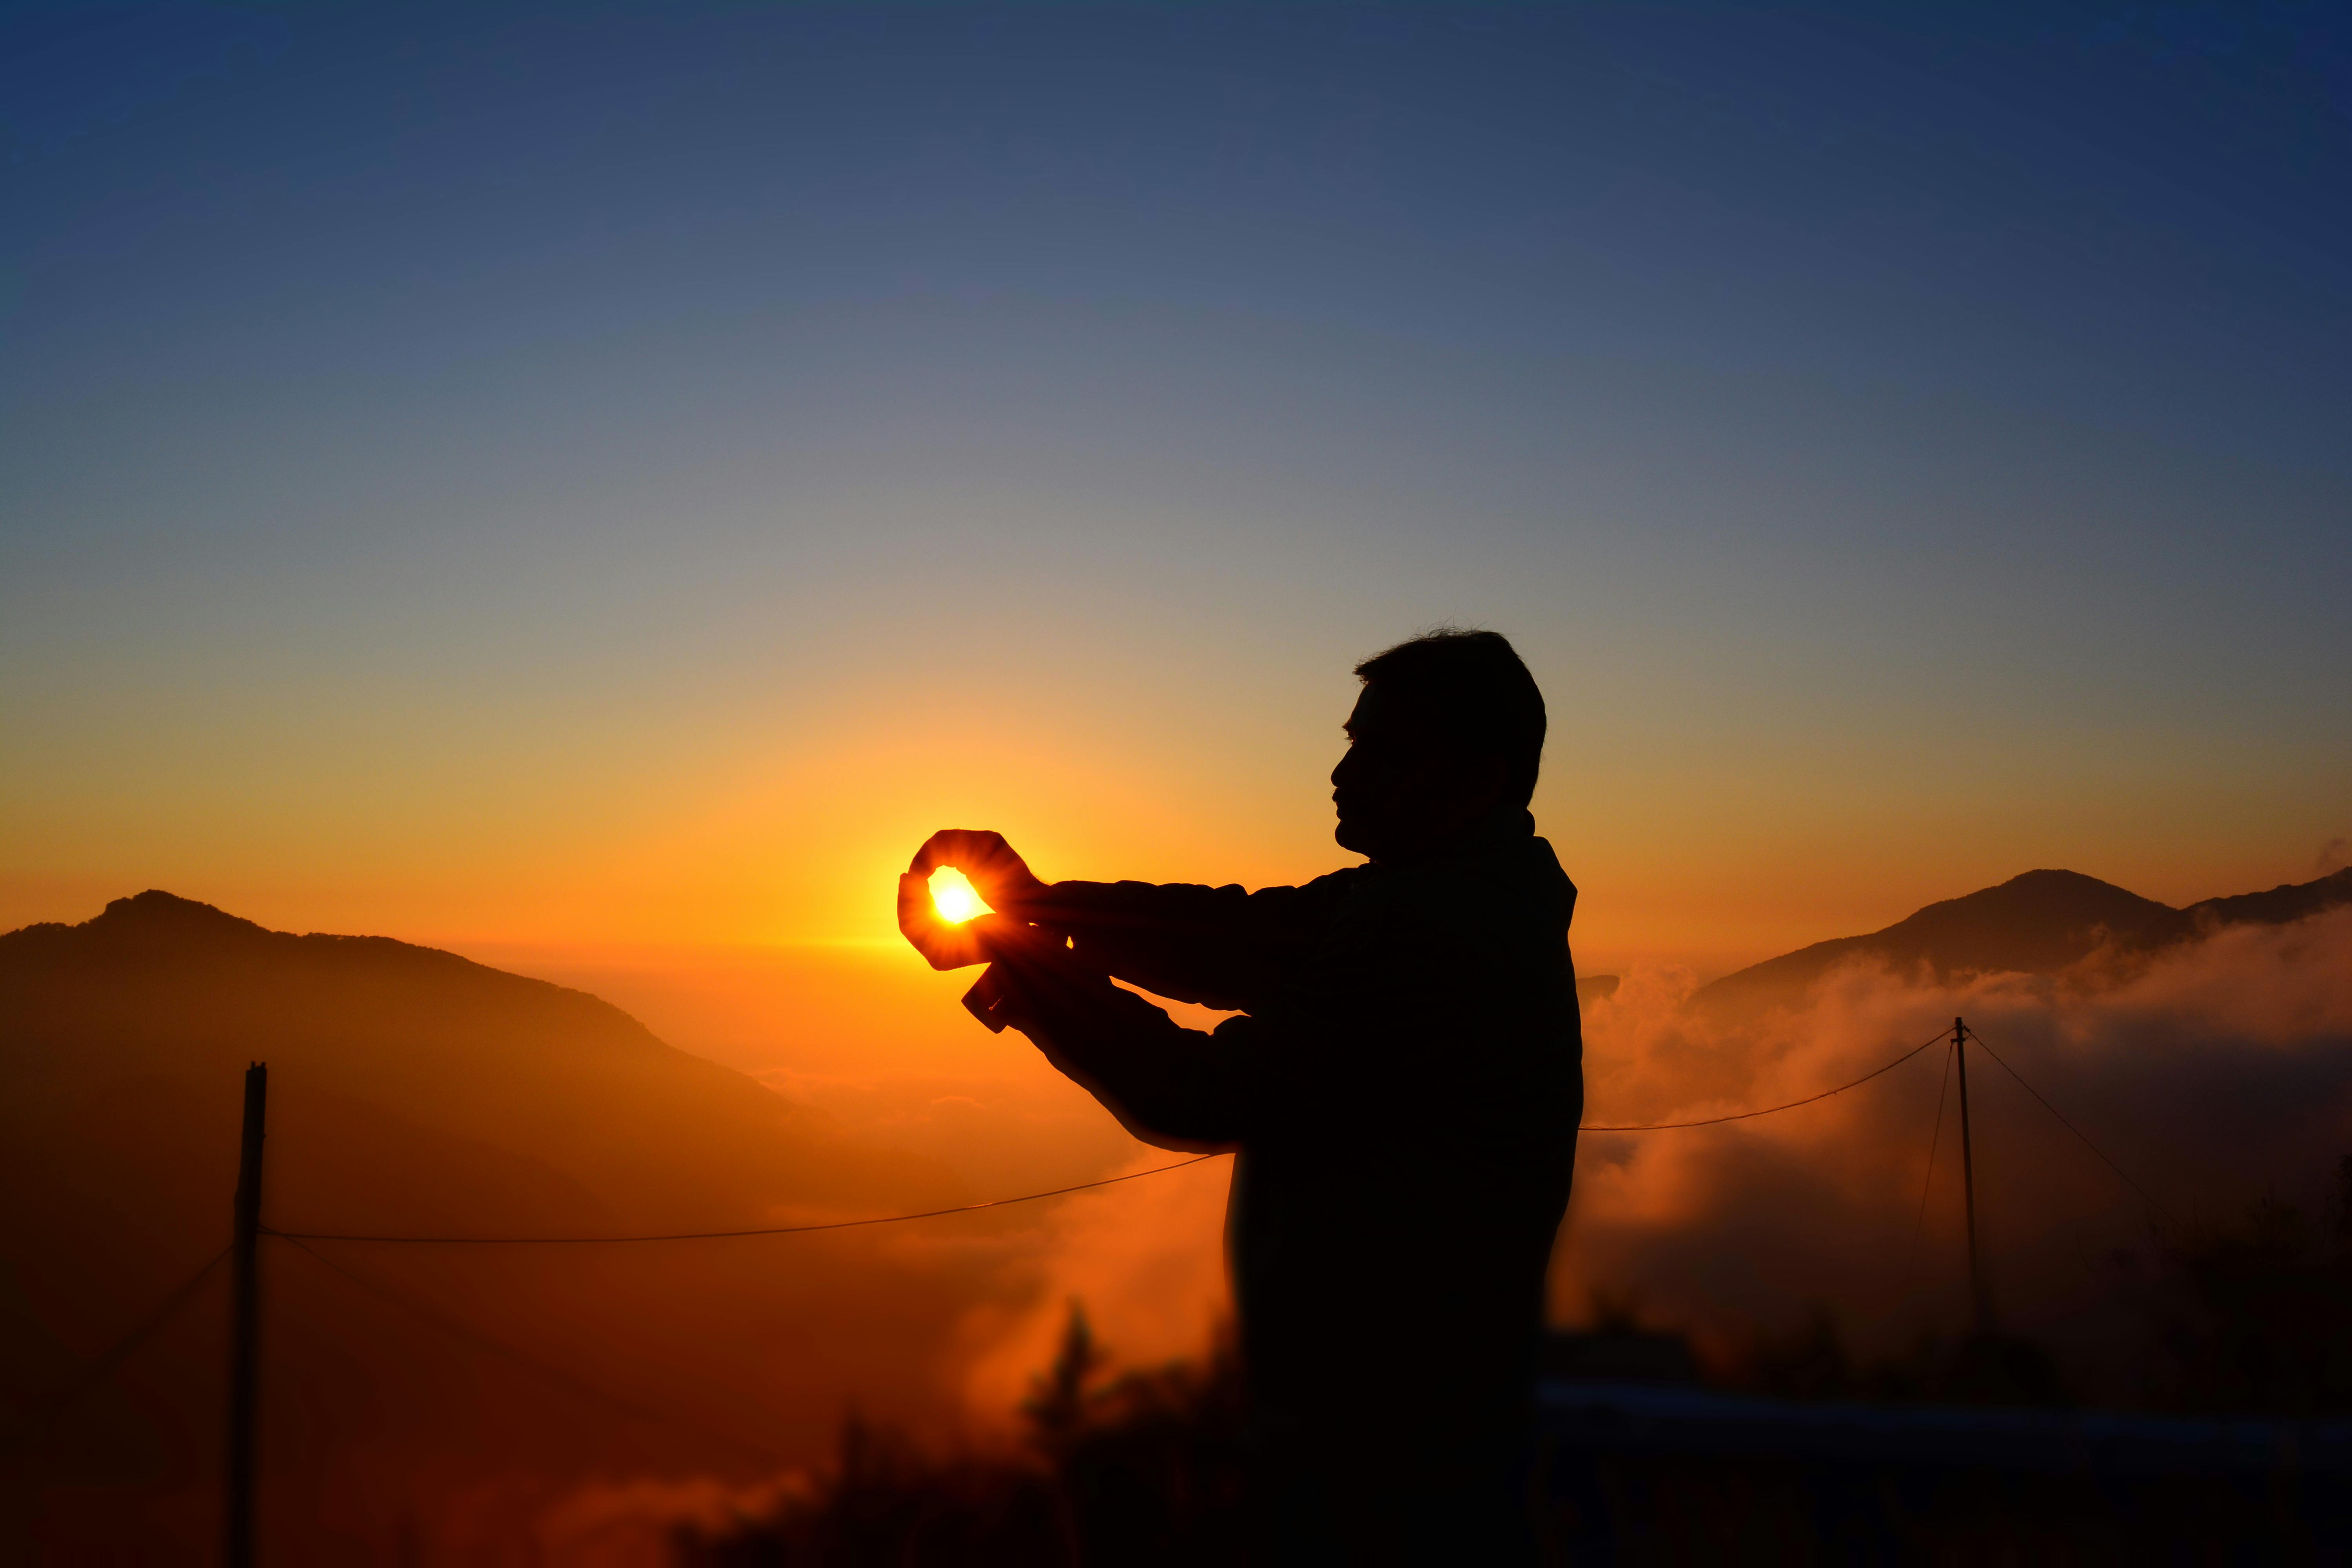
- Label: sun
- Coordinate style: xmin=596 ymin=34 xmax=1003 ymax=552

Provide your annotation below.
xmin=929 ymin=867 xmax=992 ymax=924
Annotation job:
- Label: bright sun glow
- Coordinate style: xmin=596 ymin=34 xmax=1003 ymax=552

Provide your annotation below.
xmin=929 ymin=867 xmax=991 ymax=924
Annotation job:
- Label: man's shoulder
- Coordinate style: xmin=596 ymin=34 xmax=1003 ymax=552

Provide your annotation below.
xmin=1262 ymin=839 xmax=1574 ymax=955
xmin=1294 ymin=863 xmax=1375 ymax=897
xmin=1410 ymin=830 xmax=1573 ymax=912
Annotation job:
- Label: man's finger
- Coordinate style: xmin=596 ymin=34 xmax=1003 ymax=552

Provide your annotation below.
xmin=909 ymin=828 xmax=1007 ymax=876
xmin=910 ymin=830 xmax=1049 ymax=920
xmin=898 ymin=871 xmax=989 ymax=970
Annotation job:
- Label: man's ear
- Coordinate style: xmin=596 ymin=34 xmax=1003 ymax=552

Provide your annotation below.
xmin=1463 ymin=752 xmax=1514 ymax=813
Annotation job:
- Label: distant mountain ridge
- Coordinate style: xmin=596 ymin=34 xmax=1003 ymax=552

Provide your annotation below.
xmin=0 ymin=889 xmax=954 ymax=1235
xmin=1689 ymin=866 xmax=2352 ymax=1016
xmin=0 ymin=891 xmax=984 ymax=1559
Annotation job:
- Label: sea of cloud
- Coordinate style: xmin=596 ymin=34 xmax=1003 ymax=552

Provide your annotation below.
xmin=1560 ymin=906 xmax=2352 ymax=1376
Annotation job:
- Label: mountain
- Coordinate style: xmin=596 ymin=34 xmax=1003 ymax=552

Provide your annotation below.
xmin=1690 ymin=867 xmax=2352 ymax=1017
xmin=2183 ymin=867 xmax=2352 ymax=931
xmin=1 ymin=892 xmax=978 ymax=1563
xmin=2 ymin=891 xmax=957 ymax=1241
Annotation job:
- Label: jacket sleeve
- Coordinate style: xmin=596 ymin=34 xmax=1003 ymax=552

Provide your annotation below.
xmin=1026 ymin=877 xmax=1338 ymax=1011
xmin=969 ymin=928 xmax=1262 ymax=1149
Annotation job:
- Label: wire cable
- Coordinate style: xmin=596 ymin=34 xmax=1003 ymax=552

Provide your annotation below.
xmin=1963 ymin=1026 xmax=2181 ymax=1227
xmin=1579 ymin=1030 xmax=1949 ymax=1131
xmin=271 ymin=1152 xmax=1227 ymax=1245
xmin=1911 ymin=1040 xmax=1955 ymax=1255
xmin=1895 ymin=1039 xmax=1958 ymax=1312
xmin=275 ymin=1234 xmax=782 ymax=1462
xmin=277 ymin=1028 xmax=1956 ymax=1243
xmin=4 ymin=1244 xmax=230 ymax=1443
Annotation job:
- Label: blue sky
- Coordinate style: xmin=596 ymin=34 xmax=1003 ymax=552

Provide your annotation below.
xmin=4 ymin=2 xmax=2348 ymax=960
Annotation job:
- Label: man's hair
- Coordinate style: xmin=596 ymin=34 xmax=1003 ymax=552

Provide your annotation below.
xmin=1354 ymin=628 xmax=1547 ymax=805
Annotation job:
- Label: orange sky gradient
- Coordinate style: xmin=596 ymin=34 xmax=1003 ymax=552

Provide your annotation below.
xmin=9 ymin=617 xmax=2342 ymax=980
xmin=7 ymin=7 xmax=2352 ymax=1558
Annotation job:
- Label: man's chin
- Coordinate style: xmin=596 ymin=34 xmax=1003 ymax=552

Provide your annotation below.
xmin=1333 ymin=819 xmax=1374 ymax=857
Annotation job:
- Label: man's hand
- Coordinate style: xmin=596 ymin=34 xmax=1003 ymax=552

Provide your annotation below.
xmin=909 ymin=829 xmax=1049 ymax=916
xmin=898 ymin=829 xmax=1051 ymax=971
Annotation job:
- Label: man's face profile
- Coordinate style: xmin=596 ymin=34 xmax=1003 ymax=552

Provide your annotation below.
xmin=1330 ymin=682 xmax=1510 ymax=863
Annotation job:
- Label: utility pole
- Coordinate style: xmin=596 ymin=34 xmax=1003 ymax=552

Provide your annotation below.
xmin=226 ymin=1063 xmax=267 ymax=1568
xmin=1952 ymin=1020 xmax=1993 ymax=1336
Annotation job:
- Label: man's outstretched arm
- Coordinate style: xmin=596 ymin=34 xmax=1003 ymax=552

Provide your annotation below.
xmin=1027 ymin=878 xmax=1318 ymax=1011
xmin=904 ymin=828 xmax=1339 ymax=1011
xmin=967 ymin=920 xmax=1254 ymax=1149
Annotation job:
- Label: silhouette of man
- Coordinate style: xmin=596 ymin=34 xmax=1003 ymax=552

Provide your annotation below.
xmin=899 ymin=630 xmax=1582 ymax=1564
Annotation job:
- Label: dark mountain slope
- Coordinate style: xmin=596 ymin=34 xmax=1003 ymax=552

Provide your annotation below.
xmin=0 ymin=890 xmax=949 ymax=1232
xmin=2 ymin=892 xmax=991 ymax=1563
xmin=2186 ymin=867 xmax=2352 ymax=931
xmin=1692 ymin=867 xmax=2352 ymax=1017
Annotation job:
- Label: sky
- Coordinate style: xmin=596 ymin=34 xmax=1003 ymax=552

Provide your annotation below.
xmin=4 ymin=0 xmax=2350 ymax=974
xmin=9 ymin=9 xmax=2352 ymax=1557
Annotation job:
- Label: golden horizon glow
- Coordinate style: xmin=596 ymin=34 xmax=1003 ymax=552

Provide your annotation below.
xmin=929 ymin=867 xmax=991 ymax=924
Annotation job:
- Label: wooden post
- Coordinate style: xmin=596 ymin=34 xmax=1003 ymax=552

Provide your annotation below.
xmin=1953 ymin=1020 xmax=1992 ymax=1334
xmin=226 ymin=1063 xmax=267 ymax=1568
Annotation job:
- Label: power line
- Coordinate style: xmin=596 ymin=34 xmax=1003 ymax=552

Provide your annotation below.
xmin=1579 ymin=1030 xmax=1948 ymax=1131
xmin=1911 ymin=1038 xmax=1956 ymax=1258
xmin=276 ymin=1234 xmax=783 ymax=1463
xmin=271 ymin=1153 xmax=1228 ymax=1245
xmin=270 ymin=1029 xmax=1956 ymax=1245
xmin=1963 ymin=1026 xmax=2181 ymax=1227
xmin=1887 ymin=1030 xmax=1964 ymax=1324
xmin=4 ymin=1244 xmax=230 ymax=1443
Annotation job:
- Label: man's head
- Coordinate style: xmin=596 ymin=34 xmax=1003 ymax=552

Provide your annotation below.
xmin=1331 ymin=628 xmax=1547 ymax=863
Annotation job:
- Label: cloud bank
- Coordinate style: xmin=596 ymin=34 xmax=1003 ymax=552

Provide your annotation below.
xmin=1559 ymin=907 xmax=2352 ymax=1381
